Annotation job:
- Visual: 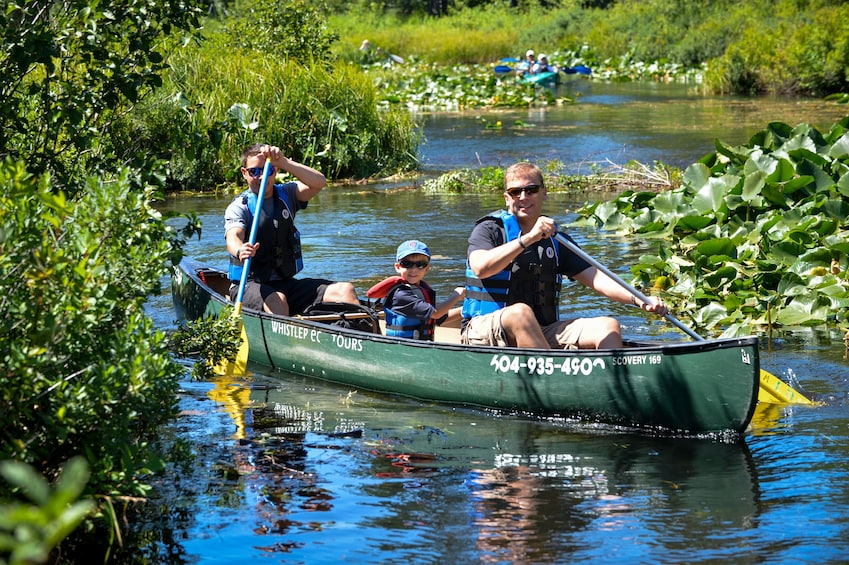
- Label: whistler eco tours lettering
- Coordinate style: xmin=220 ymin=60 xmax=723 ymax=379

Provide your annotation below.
xmin=270 ymin=320 xmax=363 ymax=352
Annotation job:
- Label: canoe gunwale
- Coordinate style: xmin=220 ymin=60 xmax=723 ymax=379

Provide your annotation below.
xmin=176 ymin=258 xmax=757 ymax=358
xmin=172 ymin=258 xmax=760 ymax=435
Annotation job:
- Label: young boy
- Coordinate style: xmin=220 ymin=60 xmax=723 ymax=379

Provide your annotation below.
xmin=367 ymin=240 xmax=465 ymax=340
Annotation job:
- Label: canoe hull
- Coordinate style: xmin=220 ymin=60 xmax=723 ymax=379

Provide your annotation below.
xmin=172 ymin=259 xmax=759 ymax=434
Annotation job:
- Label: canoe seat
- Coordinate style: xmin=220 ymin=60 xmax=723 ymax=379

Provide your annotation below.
xmin=300 ymin=302 xmax=381 ymax=334
xmin=376 ymin=319 xmax=462 ymax=344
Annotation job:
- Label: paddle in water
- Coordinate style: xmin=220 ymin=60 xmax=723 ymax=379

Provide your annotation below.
xmin=214 ymin=159 xmax=272 ymax=376
xmin=552 ymin=232 xmax=813 ymax=406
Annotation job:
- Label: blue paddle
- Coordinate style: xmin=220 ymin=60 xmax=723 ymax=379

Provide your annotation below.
xmin=562 ymin=65 xmax=592 ymax=75
xmin=214 ymin=158 xmax=272 ymax=376
xmin=494 ymin=65 xmax=513 ymax=74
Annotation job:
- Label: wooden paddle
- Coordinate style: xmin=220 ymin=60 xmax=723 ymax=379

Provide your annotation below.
xmin=553 ymin=232 xmax=813 ymax=405
xmin=214 ymin=159 xmax=271 ymax=376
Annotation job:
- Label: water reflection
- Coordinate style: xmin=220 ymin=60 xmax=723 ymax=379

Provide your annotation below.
xmin=418 ymin=82 xmax=849 ymax=174
xmin=176 ymin=372 xmax=761 ymax=563
xmin=148 ymin=83 xmax=849 ymax=562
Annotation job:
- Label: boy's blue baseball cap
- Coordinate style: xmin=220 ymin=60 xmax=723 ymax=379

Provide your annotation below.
xmin=396 ymin=240 xmax=431 ymax=261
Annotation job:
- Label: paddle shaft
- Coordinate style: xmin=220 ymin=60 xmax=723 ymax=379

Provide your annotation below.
xmin=553 ymin=232 xmax=812 ymax=405
xmin=234 ymin=159 xmax=272 ymax=305
xmin=553 ymin=233 xmax=703 ymax=340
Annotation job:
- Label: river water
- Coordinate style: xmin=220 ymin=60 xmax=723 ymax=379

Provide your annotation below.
xmin=139 ymin=83 xmax=849 ymax=564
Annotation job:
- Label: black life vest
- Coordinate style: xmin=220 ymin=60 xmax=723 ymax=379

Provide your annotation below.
xmin=229 ymin=185 xmax=303 ymax=282
xmin=462 ymin=211 xmax=563 ymax=326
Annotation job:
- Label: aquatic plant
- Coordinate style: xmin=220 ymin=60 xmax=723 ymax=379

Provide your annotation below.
xmin=366 ymin=61 xmax=565 ymax=111
xmin=572 ymin=117 xmax=849 ymax=336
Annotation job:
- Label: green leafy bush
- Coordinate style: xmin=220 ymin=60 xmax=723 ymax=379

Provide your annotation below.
xmin=0 ymin=160 xmax=185 ymax=502
xmin=572 ymin=118 xmax=849 ymax=336
xmin=0 ymin=458 xmax=94 ymax=565
xmin=0 ymin=0 xmax=204 ymax=196
xmin=224 ymin=0 xmax=339 ymax=63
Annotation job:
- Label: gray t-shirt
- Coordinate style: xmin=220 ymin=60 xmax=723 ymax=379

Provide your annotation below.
xmin=224 ymin=182 xmax=303 ymax=240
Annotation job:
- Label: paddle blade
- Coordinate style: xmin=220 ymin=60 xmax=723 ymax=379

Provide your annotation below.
xmin=758 ymin=369 xmax=813 ymax=405
xmin=494 ymin=65 xmax=513 ymax=74
xmin=213 ymin=304 xmax=251 ymax=377
xmin=500 ymin=57 xmax=521 ymax=63
xmin=573 ymin=65 xmax=592 ymax=75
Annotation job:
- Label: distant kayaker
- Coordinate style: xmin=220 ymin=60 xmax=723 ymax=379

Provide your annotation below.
xmin=532 ymin=54 xmax=558 ymax=75
xmin=461 ymin=161 xmax=668 ymax=350
xmin=224 ymin=143 xmax=360 ymax=315
xmin=367 ymin=240 xmax=464 ymax=341
xmin=515 ymin=49 xmax=536 ymax=76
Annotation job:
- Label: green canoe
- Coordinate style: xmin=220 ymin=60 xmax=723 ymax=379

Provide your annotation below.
xmin=172 ymin=258 xmax=760 ymax=435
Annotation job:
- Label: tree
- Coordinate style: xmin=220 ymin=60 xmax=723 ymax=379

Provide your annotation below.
xmin=0 ymin=0 xmax=205 ymax=195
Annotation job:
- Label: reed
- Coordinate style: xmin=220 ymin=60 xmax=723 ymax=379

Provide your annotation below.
xmin=134 ymin=32 xmax=418 ymax=189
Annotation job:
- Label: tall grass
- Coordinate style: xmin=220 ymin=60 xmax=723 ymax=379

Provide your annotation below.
xmin=328 ymin=0 xmax=849 ymax=95
xmin=129 ymin=32 xmax=418 ymax=191
xmin=329 ymin=5 xmax=548 ymax=64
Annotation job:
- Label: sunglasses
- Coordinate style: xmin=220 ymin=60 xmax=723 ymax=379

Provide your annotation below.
xmin=399 ymin=259 xmax=429 ymax=269
xmin=245 ymin=165 xmax=276 ymax=177
xmin=505 ymin=184 xmax=542 ymax=198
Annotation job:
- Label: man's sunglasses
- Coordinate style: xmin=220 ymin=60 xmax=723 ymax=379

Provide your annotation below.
xmin=506 ymin=184 xmax=541 ymax=198
xmin=399 ymin=259 xmax=429 ymax=269
xmin=245 ymin=165 xmax=276 ymax=177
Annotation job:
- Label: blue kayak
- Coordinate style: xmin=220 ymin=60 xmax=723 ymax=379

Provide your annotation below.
xmin=519 ymin=71 xmax=560 ymax=86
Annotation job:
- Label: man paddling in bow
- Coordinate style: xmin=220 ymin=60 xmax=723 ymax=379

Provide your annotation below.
xmin=461 ymin=161 xmax=668 ymax=349
xmin=224 ymin=143 xmax=359 ymax=315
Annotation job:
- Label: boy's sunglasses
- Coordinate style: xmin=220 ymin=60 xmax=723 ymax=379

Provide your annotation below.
xmin=399 ymin=259 xmax=429 ymax=269
xmin=506 ymin=184 xmax=541 ymax=198
xmin=245 ymin=165 xmax=276 ymax=177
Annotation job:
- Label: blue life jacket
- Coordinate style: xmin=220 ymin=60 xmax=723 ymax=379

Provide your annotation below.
xmin=383 ymin=279 xmax=437 ymax=340
xmin=462 ymin=211 xmax=563 ymax=326
xmin=229 ymin=184 xmax=304 ymax=283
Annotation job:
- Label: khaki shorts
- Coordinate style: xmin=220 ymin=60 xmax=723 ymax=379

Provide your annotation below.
xmin=462 ymin=311 xmax=588 ymax=349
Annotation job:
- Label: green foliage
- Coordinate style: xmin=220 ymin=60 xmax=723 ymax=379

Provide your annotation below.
xmin=127 ymin=30 xmax=419 ymax=186
xmin=0 ymin=160 xmax=185 ymax=503
xmin=572 ymin=117 xmax=849 ymax=336
xmin=224 ymin=0 xmax=339 ymax=63
xmin=423 ymin=168 xmax=497 ymax=193
xmin=0 ymin=0 xmax=205 ymax=196
xmin=704 ymin=3 xmax=849 ymax=95
xmin=329 ymin=0 xmax=849 ymax=96
xmin=167 ymin=307 xmax=243 ymax=380
xmin=0 ymin=457 xmax=94 ymax=565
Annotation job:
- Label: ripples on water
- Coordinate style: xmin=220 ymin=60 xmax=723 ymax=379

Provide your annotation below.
xmin=143 ymin=91 xmax=849 ymax=562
